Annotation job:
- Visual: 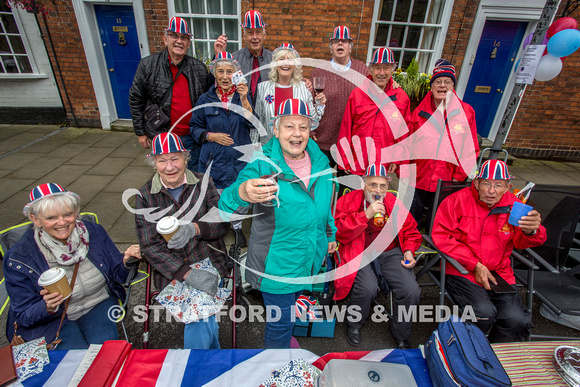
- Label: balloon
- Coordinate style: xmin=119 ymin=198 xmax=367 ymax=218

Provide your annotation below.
xmin=534 ymin=54 xmax=563 ymax=82
xmin=547 ymin=17 xmax=578 ymax=38
xmin=547 ymin=29 xmax=580 ymax=58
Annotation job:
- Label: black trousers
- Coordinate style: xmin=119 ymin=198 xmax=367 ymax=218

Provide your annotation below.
xmin=446 ymin=275 xmax=533 ymax=343
xmin=347 ymin=248 xmax=421 ymax=341
xmin=409 ymin=188 xmax=435 ymax=232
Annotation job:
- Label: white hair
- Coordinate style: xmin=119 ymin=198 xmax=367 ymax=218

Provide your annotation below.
xmin=27 ymin=193 xmax=80 ymax=221
xmin=145 ymin=150 xmax=191 ymax=169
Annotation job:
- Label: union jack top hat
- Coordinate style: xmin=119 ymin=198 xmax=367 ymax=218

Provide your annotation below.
xmin=166 ymin=17 xmax=191 ymax=36
xmin=273 ymin=43 xmax=299 ymax=57
xmin=370 ymin=48 xmax=396 ymax=64
xmin=475 ymin=159 xmax=514 ymax=180
xmin=241 ymin=10 xmax=267 ymax=28
xmin=364 ymin=164 xmax=388 ymax=178
xmin=209 ymin=51 xmax=241 ymax=75
xmin=270 ymin=98 xmax=318 ymax=130
xmin=148 ymin=132 xmax=188 ymax=157
xmin=23 ymin=183 xmax=80 ymax=216
xmin=330 ymin=26 xmax=352 ymax=40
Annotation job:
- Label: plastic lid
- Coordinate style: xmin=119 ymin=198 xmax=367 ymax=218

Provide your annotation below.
xmin=156 ymin=216 xmax=179 ymax=234
xmin=38 ymin=267 xmax=66 ymax=286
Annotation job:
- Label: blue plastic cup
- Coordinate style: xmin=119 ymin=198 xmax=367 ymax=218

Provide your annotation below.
xmin=509 ymin=202 xmax=534 ymax=227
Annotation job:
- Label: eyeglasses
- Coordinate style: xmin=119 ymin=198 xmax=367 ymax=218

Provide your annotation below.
xmin=432 ymin=79 xmax=454 ymax=87
xmin=331 ymin=39 xmax=351 ymax=44
xmin=166 ymin=33 xmax=191 ymax=42
xmin=366 ymin=183 xmax=388 ymax=191
xmin=478 ymin=181 xmax=508 ymax=190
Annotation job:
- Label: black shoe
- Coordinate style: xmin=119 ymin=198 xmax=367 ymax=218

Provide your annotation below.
xmin=346 ymin=326 xmax=361 ymax=346
xmin=395 ymin=339 xmax=411 ymax=350
xmin=235 ymin=229 xmax=247 ymax=248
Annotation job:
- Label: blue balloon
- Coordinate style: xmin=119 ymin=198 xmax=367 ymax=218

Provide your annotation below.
xmin=547 ymin=29 xmax=580 ymax=58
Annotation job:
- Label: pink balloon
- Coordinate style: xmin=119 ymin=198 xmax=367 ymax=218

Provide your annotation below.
xmin=547 ymin=17 xmax=578 ymax=38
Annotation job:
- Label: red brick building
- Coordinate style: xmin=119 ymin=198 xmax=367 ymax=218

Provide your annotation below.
xmin=1 ymin=0 xmax=578 ymax=159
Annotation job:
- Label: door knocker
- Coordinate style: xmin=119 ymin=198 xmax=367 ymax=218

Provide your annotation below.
xmin=118 ymin=32 xmax=127 ymax=46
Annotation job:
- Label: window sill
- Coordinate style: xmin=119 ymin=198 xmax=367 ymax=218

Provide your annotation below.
xmin=0 ymin=73 xmax=50 ymax=80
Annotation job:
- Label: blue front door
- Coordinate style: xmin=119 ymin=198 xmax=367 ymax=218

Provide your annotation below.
xmin=95 ymin=5 xmax=141 ymax=119
xmin=463 ymin=20 xmax=527 ymax=138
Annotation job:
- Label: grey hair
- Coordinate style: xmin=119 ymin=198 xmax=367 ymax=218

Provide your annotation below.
xmin=145 ymin=150 xmax=191 ymax=169
xmin=268 ymin=49 xmax=303 ymax=86
xmin=27 ymin=193 xmax=80 ymax=222
xmin=212 ymin=60 xmax=238 ymax=77
xmin=273 ymin=115 xmax=312 ymax=132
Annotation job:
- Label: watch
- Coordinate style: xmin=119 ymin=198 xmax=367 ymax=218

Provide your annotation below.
xmin=525 ymin=229 xmax=537 ymax=236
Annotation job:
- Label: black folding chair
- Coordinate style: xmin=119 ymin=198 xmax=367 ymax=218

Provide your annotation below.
xmin=414 ymin=180 xmax=470 ymax=307
xmin=512 ymin=184 xmax=580 ymax=339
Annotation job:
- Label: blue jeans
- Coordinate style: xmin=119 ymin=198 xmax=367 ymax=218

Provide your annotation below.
xmin=184 ymin=314 xmax=220 ymax=349
xmin=179 ymin=134 xmax=200 ymax=172
xmin=57 ymin=296 xmax=119 ymax=350
xmin=262 ymin=291 xmax=303 ymax=349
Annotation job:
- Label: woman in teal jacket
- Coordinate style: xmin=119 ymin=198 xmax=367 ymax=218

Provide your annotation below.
xmin=219 ymin=98 xmax=337 ymax=348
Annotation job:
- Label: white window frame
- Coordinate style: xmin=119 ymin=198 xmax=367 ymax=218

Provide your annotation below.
xmin=168 ymin=0 xmax=241 ymax=62
xmin=0 ymin=6 xmax=45 ymax=78
xmin=367 ymin=0 xmax=454 ymax=71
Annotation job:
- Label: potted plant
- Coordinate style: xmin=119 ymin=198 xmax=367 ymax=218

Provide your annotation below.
xmin=7 ymin=0 xmax=54 ymax=15
xmin=392 ymin=58 xmax=432 ymax=110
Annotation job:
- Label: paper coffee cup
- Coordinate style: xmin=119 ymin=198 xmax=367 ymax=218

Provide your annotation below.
xmin=38 ymin=268 xmax=72 ymax=299
xmin=157 ymin=216 xmax=180 ymax=242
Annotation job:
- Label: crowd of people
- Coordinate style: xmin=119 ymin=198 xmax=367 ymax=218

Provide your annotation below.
xmin=3 ymin=11 xmax=547 ymax=352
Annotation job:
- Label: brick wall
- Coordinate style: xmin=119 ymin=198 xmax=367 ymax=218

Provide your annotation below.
xmin=507 ymin=4 xmax=580 ymax=160
xmin=240 ymin=0 xmax=374 ymax=65
xmin=142 ymin=0 xmax=169 ymax=54
xmin=38 ymin=2 xmax=100 ymax=127
xmin=440 ymin=1 xmax=580 ymax=160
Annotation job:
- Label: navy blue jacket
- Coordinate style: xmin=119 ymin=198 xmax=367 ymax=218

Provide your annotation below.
xmin=4 ymin=221 xmax=128 ymax=343
xmin=190 ymin=85 xmax=254 ymax=189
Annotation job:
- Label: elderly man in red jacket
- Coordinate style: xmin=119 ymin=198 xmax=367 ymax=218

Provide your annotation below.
xmin=432 ymin=160 xmax=546 ymax=342
xmin=336 ymin=48 xmax=411 ymax=177
xmin=334 ymin=164 xmax=422 ymax=349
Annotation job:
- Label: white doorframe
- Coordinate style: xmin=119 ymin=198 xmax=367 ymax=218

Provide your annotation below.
xmin=72 ymin=0 xmax=150 ymax=129
xmin=455 ymin=1 xmax=555 ymax=141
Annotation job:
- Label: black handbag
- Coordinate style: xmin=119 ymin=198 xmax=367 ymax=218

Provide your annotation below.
xmin=143 ymin=66 xmax=184 ymax=135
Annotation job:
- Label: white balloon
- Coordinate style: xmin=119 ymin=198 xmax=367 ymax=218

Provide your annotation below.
xmin=534 ymin=54 xmax=563 ymax=82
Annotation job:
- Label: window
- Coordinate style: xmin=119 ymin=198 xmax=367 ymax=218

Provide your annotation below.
xmin=172 ymin=0 xmax=241 ymax=63
xmin=368 ymin=0 xmax=453 ymax=71
xmin=0 ymin=2 xmax=33 ymax=74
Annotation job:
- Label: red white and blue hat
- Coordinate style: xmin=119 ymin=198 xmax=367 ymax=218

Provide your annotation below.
xmin=209 ymin=51 xmax=241 ymax=75
xmin=273 ymin=43 xmax=299 ymax=57
xmin=370 ymin=48 xmax=397 ymax=64
xmin=23 ymin=183 xmax=80 ymax=216
xmin=364 ymin=164 xmax=388 ymax=178
xmin=270 ymin=98 xmax=318 ymax=130
xmin=165 ymin=17 xmax=191 ymax=36
xmin=431 ymin=58 xmax=456 ymax=86
xmin=148 ymin=132 xmax=188 ymax=157
xmin=475 ymin=160 xmax=514 ymax=180
xmin=241 ymin=10 xmax=267 ymax=28
xmin=330 ymin=26 xmax=352 ymax=40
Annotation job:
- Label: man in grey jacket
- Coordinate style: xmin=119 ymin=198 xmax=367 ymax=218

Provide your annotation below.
xmin=213 ymin=10 xmax=272 ymax=108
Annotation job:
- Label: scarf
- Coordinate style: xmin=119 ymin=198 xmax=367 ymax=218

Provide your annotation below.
xmin=217 ymin=84 xmax=236 ymax=110
xmin=35 ymin=220 xmax=89 ymax=265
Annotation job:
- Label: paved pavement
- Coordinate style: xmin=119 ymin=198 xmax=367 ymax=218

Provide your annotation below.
xmin=1 ymin=124 xmax=579 ymax=351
